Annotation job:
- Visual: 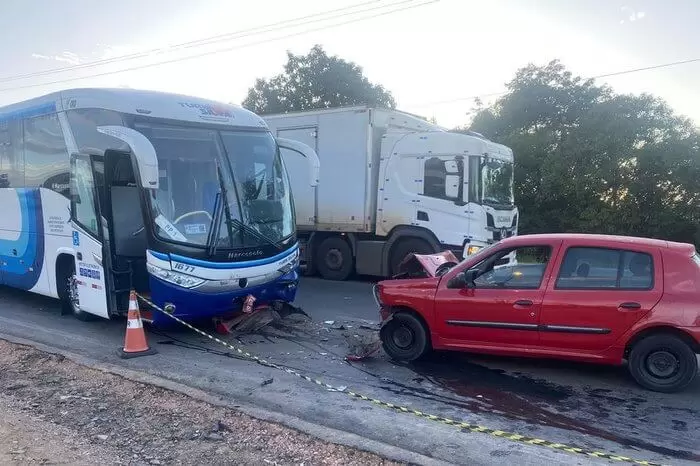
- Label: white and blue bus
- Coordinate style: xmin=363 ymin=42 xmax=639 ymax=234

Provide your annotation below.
xmin=0 ymin=88 xmax=319 ymax=324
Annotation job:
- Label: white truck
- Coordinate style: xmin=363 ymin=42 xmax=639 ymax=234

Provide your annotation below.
xmin=264 ymin=106 xmax=518 ymax=280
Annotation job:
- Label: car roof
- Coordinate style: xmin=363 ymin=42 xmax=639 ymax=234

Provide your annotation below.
xmin=502 ymin=233 xmax=694 ymax=252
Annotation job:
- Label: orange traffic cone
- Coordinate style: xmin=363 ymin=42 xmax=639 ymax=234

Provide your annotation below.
xmin=118 ymin=290 xmax=157 ymax=359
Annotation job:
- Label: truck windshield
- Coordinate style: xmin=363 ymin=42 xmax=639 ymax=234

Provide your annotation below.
xmin=134 ymin=122 xmax=294 ymax=249
xmin=480 ymin=158 xmax=514 ymax=207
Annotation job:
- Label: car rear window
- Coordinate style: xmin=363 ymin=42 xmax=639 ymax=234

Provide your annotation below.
xmin=555 ymin=247 xmax=654 ymax=290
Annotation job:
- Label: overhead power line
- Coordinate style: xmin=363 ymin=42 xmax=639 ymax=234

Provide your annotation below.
xmin=0 ymin=0 xmax=438 ymax=94
xmin=0 ymin=0 xmax=383 ymax=84
xmin=408 ymin=57 xmax=700 ymax=108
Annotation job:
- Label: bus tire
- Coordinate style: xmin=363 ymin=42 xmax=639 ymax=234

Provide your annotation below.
xmin=58 ymin=260 xmax=95 ymax=322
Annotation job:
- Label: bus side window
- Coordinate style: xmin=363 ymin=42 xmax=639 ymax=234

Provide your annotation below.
xmin=0 ymin=119 xmax=24 ymax=189
xmin=24 ymin=114 xmax=70 ymax=197
xmin=66 ymin=109 xmax=128 ymax=154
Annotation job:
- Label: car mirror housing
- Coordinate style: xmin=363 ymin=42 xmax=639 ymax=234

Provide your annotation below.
xmin=463 ymin=269 xmax=479 ymax=288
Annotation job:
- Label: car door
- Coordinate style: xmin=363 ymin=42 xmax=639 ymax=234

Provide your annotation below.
xmin=434 ymin=241 xmax=561 ymax=348
xmin=539 ymin=243 xmax=663 ymax=353
xmin=70 ymin=154 xmax=110 ymax=319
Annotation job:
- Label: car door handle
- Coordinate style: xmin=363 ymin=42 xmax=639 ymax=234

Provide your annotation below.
xmin=513 ymin=299 xmax=533 ymax=307
xmin=619 ymin=302 xmax=641 ymax=310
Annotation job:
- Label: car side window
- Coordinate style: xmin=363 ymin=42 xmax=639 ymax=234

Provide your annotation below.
xmin=473 ymin=246 xmax=552 ymax=289
xmin=555 ymin=247 xmax=654 ymax=290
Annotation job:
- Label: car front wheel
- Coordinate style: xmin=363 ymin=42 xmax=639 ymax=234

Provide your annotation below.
xmin=380 ymin=312 xmax=430 ymax=362
xmin=628 ymin=334 xmax=698 ymax=393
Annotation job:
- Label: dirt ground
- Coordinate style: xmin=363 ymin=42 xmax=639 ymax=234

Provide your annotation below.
xmin=0 ymin=339 xmax=401 ymax=466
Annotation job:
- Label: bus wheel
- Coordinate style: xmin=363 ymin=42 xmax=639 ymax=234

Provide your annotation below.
xmin=61 ymin=262 xmax=95 ymax=322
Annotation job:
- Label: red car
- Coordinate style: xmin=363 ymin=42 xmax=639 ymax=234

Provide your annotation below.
xmin=376 ymin=234 xmax=700 ymax=393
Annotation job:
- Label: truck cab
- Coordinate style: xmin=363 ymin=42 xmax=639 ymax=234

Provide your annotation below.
xmin=378 ymin=129 xmax=518 ymax=261
xmin=265 ymin=106 xmax=518 ymax=280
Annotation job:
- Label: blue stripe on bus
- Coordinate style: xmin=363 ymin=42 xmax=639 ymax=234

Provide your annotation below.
xmin=0 ymin=102 xmax=57 ymax=123
xmin=149 ymin=243 xmax=298 ymax=270
xmin=0 ymin=189 xmax=45 ymax=290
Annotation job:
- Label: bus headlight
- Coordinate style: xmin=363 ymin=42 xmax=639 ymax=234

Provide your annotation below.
xmin=147 ymin=263 xmax=205 ymax=289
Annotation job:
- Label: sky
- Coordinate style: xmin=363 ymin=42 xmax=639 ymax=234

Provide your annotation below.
xmin=1 ymin=0 xmax=699 ymax=129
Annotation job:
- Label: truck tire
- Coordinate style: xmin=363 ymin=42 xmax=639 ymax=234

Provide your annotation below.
xmin=59 ymin=261 xmax=96 ymax=321
xmin=316 ymin=236 xmax=354 ymax=281
xmin=628 ymin=334 xmax=698 ymax=393
xmin=389 ymin=238 xmax=435 ymax=277
xmin=380 ymin=312 xmax=431 ymax=362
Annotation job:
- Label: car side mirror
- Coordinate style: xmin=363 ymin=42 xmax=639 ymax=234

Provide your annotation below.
xmin=463 ymin=269 xmax=479 ymax=288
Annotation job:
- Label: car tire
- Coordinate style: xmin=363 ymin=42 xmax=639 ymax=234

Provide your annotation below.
xmin=316 ymin=236 xmax=354 ymax=281
xmin=389 ymin=238 xmax=436 ymax=277
xmin=59 ymin=261 xmax=95 ymax=322
xmin=628 ymin=334 xmax=698 ymax=393
xmin=380 ymin=312 xmax=431 ymax=362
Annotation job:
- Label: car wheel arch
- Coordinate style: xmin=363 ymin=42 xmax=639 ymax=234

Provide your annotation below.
xmin=624 ymin=325 xmax=700 ymax=358
xmin=382 ymin=306 xmax=432 ymax=339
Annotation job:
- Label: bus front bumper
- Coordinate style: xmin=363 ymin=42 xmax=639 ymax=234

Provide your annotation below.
xmin=147 ymin=269 xmax=299 ymax=325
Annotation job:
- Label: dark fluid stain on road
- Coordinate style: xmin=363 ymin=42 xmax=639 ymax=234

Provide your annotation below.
xmin=405 ymin=352 xmax=700 ymax=461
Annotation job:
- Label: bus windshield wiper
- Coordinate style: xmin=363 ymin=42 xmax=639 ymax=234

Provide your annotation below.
xmin=208 ymin=164 xmax=236 ymax=256
xmin=228 ymin=217 xmax=283 ymax=251
xmin=206 ymin=192 xmax=224 ymax=256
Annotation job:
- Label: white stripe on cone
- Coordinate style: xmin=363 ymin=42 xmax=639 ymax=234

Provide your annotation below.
xmin=127 ymin=318 xmax=143 ymax=329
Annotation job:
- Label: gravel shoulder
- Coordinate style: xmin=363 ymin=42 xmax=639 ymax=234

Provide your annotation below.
xmin=0 ymin=339 xmax=400 ymax=466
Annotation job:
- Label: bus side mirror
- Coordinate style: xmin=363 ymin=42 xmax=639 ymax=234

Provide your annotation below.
xmin=277 ymin=137 xmax=320 ymax=188
xmin=98 ymin=126 xmax=159 ymax=190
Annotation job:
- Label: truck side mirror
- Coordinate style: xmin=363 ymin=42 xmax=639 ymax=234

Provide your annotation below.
xmin=444 ymin=174 xmax=460 ymax=199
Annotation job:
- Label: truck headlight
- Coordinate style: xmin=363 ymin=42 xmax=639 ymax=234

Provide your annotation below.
xmin=147 ymin=263 xmax=205 ymax=289
xmin=466 ymin=245 xmax=482 ymax=256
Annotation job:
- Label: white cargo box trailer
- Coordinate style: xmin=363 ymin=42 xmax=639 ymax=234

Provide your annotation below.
xmin=265 ymin=106 xmax=518 ymax=280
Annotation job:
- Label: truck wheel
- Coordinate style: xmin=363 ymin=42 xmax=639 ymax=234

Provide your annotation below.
xmin=380 ymin=312 xmax=430 ymax=362
xmin=59 ymin=261 xmax=95 ymax=322
xmin=389 ymin=238 xmax=435 ymax=276
xmin=628 ymin=334 xmax=698 ymax=393
xmin=316 ymin=237 xmax=354 ymax=281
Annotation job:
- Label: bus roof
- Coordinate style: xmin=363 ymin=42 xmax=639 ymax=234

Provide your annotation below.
xmin=0 ymin=88 xmax=268 ymax=130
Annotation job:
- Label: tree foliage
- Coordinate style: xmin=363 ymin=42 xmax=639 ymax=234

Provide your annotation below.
xmin=242 ymin=45 xmax=396 ymax=114
xmin=468 ymin=60 xmax=700 ymax=246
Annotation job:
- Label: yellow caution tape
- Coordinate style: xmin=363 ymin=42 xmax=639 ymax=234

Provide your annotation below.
xmin=136 ymin=293 xmax=665 ymax=466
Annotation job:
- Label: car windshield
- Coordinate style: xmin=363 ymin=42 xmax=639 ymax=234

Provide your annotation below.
xmin=134 ymin=122 xmax=294 ymax=249
xmin=481 ymin=157 xmax=514 ymax=206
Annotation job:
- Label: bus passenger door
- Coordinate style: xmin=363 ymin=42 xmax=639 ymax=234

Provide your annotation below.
xmin=69 ymin=154 xmax=110 ymax=319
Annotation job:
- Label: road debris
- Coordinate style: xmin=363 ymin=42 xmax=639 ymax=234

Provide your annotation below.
xmin=216 ymin=302 xmax=310 ymax=335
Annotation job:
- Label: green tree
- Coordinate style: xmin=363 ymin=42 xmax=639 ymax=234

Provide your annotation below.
xmin=242 ymin=45 xmax=395 ymax=114
xmin=467 ymin=60 xmax=700 ymax=245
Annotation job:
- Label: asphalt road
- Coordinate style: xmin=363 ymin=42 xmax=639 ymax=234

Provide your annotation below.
xmin=0 ymin=278 xmax=698 ymax=466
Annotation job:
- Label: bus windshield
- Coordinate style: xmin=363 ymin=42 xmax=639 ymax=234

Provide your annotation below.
xmin=134 ymin=122 xmax=294 ymax=250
